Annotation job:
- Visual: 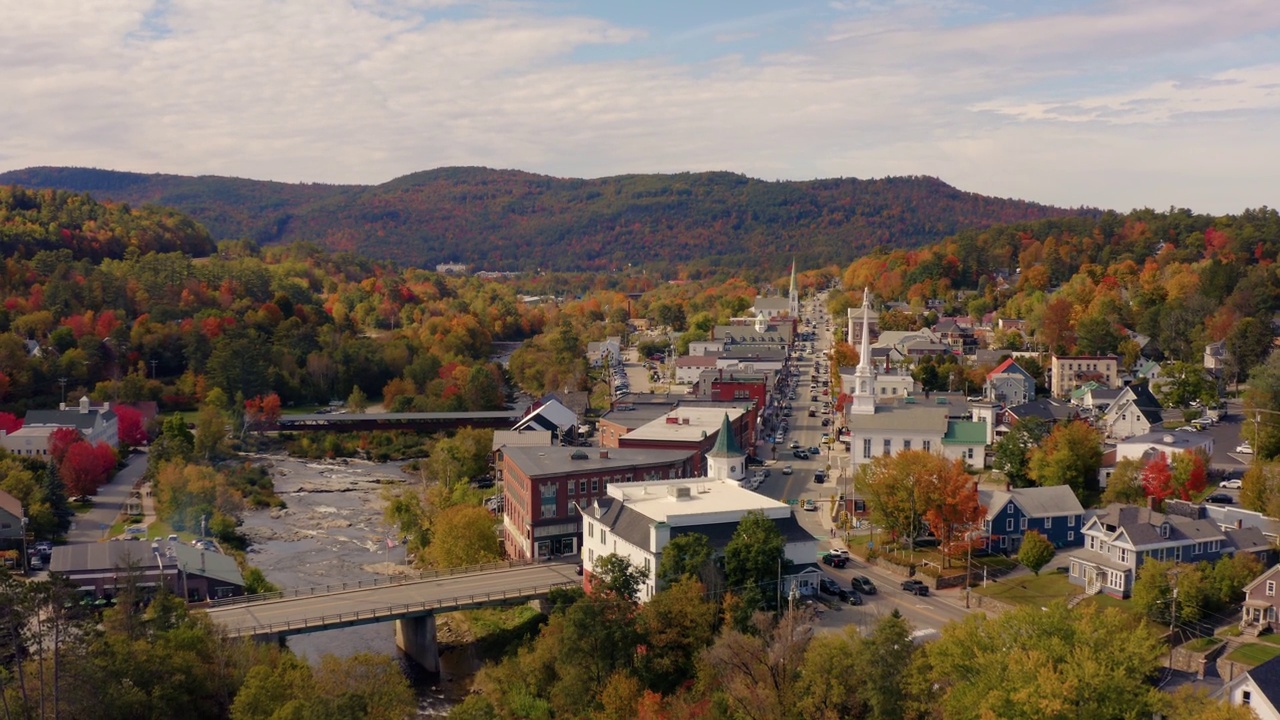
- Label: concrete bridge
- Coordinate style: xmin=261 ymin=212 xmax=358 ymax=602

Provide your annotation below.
xmin=204 ymin=560 xmax=581 ymax=670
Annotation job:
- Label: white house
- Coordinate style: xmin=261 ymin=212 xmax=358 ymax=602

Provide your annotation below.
xmin=1219 ymin=654 xmax=1280 ymax=719
xmin=586 ymin=337 xmax=622 ymax=367
xmin=674 ymin=355 xmax=718 ymax=384
xmin=1101 ymin=385 xmax=1164 ymax=440
xmin=578 ymin=427 xmax=819 ymax=602
xmin=1115 ymin=430 xmax=1213 ymax=463
xmin=688 ymin=340 xmax=725 ymax=357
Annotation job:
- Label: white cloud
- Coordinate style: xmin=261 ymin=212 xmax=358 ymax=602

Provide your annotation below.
xmin=0 ymin=0 xmax=1277 ymax=213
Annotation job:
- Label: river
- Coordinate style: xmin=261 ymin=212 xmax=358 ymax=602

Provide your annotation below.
xmin=237 ymin=452 xmax=475 ymax=716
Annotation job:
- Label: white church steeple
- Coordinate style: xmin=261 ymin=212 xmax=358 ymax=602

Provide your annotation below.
xmin=788 ymin=258 xmax=799 ymax=317
xmin=849 ymin=288 xmax=877 ymax=416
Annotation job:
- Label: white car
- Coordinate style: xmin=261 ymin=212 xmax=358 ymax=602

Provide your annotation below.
xmin=1237 ymin=443 xmax=1255 ymax=454
xmin=1220 ymin=478 xmax=1243 ymax=489
xmin=802 ymin=499 xmax=817 ymax=512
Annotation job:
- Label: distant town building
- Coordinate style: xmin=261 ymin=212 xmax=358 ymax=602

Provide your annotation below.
xmin=23 ymin=396 xmax=118 ymax=448
xmin=1049 ymin=355 xmax=1120 ymax=399
xmin=435 ymin=263 xmax=468 ymax=274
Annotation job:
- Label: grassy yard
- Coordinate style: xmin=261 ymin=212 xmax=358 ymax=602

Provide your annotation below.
xmin=71 ymin=501 xmax=95 ymax=515
xmin=973 ymin=569 xmax=1078 ymax=607
xmin=1184 ymin=637 xmax=1224 ymax=652
xmin=1227 ymin=642 xmax=1280 ymax=666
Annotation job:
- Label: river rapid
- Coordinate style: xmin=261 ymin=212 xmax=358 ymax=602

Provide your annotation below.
xmin=237 ymin=452 xmax=475 ymax=716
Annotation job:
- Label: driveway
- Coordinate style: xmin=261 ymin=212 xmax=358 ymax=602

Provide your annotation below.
xmin=65 ymin=450 xmax=148 ymax=543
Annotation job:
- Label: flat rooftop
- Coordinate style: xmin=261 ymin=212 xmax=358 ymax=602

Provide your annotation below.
xmin=624 ymin=406 xmax=747 ymax=443
xmin=606 ymin=477 xmax=789 ymax=523
xmin=502 ymin=445 xmax=694 ymax=477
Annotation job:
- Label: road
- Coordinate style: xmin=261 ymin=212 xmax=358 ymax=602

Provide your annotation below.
xmin=65 ymin=450 xmax=148 ymax=543
xmin=745 ymin=295 xmax=977 ymax=638
xmin=205 ymin=561 xmax=583 ymax=636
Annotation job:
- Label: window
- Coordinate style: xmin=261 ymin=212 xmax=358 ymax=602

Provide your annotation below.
xmin=600 ymin=529 xmax=607 ymax=544
xmin=588 ymin=522 xmax=594 ymax=537
xmin=863 ymin=438 xmax=872 ymax=459
xmin=922 ymin=440 xmax=931 ymax=452
xmin=588 ymin=549 xmax=594 ymax=562
xmin=1242 ymin=690 xmax=1252 ymax=706
xmin=1193 ymin=542 xmax=1203 ymax=555
xmin=1044 ymin=516 xmax=1053 ymax=528
xmin=1006 ymin=518 xmax=1014 ymax=531
xmin=967 ymin=448 xmax=974 ymax=460
xmin=1117 ymin=548 xmax=1128 ymax=564
xmin=883 ymin=438 xmax=892 ymax=456
xmin=1068 ymin=515 xmax=1076 ymax=527
xmin=1020 ymin=518 xmax=1028 ymax=531
xmin=1071 ymin=561 xmax=1079 ymax=577
xmin=591 ymin=479 xmax=599 ymax=492
xmin=902 ymin=439 xmax=911 ymax=451
xmin=1007 ymin=504 xmax=1014 ymax=514
xmin=1268 ymin=581 xmax=1276 ymax=598
xmin=579 ymin=480 xmax=587 ymax=494
xmin=568 ymin=481 xmax=575 ymax=496
xmin=1067 ymin=531 xmax=1075 ymax=542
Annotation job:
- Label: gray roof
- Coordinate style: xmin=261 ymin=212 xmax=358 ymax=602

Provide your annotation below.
xmin=0 ymin=489 xmax=22 ymax=521
xmin=25 ymin=406 xmax=116 ymax=430
xmin=50 ymin=541 xmax=243 ymax=587
xmin=720 ymin=346 xmax=788 ymax=361
xmin=1243 ymin=655 xmax=1280 ymax=708
xmin=589 ymin=497 xmax=655 ymax=549
xmin=846 ymin=405 xmax=948 ymax=433
xmin=1006 ymin=398 xmax=1077 ymax=423
xmin=1225 ymin=526 xmax=1272 ymax=554
xmin=1091 ymin=503 xmax=1227 ymax=548
xmin=504 ymin=445 xmax=695 ymax=478
xmin=669 ymin=514 xmax=817 ymax=549
xmin=981 ymin=485 xmax=1084 ymax=521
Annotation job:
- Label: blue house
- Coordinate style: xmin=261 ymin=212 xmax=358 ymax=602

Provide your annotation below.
xmin=980 ymin=485 xmax=1085 ymax=553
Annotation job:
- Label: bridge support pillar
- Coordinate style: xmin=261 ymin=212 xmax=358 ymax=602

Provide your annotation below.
xmin=395 ymin=614 xmax=439 ymax=673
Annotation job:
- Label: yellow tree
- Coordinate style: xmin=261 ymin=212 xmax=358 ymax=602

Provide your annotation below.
xmin=423 ymin=504 xmax=500 ymax=569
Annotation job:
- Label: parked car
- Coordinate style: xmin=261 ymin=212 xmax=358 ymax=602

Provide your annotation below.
xmin=1220 ymin=478 xmax=1243 ymax=489
xmin=802 ymin=499 xmax=817 ymax=512
xmin=1206 ymin=493 xmax=1235 ymax=504
xmin=819 ymin=577 xmax=842 ymax=596
xmin=746 ymin=455 xmax=765 ymax=467
xmin=846 ymin=589 xmax=864 ymax=606
xmin=901 ymin=579 xmax=930 ymax=596
xmin=1237 ymin=443 xmax=1255 ymax=454
xmin=850 ymin=575 xmax=877 ymax=595
xmin=821 ymin=553 xmax=847 ymax=568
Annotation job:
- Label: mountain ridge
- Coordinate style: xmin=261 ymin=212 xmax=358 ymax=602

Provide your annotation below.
xmin=0 ymin=165 xmax=1100 ymax=272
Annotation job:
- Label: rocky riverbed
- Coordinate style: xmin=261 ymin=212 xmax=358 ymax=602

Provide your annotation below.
xmin=237 ymin=452 xmax=476 ymax=715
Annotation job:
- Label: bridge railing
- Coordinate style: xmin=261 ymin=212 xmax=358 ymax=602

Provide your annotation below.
xmin=208 ymin=557 xmax=574 ymax=608
xmin=221 ymin=581 xmax=579 ymax=638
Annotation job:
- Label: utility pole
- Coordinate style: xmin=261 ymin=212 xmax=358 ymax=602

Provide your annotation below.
xmin=150 ymin=359 xmax=158 ymax=379
xmin=58 ymin=377 xmax=68 ymax=405
xmin=788 ymin=575 xmax=799 ymax=614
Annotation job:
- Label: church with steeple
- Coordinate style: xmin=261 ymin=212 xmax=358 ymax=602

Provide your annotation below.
xmin=842 ymin=288 xmax=988 ymax=467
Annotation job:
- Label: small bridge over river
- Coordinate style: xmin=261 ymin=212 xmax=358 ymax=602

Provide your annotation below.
xmin=275 ymin=409 xmax=526 ymax=433
xmin=204 ymin=559 xmax=581 ymax=670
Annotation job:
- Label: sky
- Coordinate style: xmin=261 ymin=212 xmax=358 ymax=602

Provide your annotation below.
xmin=2 ymin=0 xmax=1278 ymax=213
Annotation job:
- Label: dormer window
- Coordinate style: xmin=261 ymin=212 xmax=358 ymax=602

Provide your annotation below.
xmin=1159 ymin=523 xmax=1170 ymax=539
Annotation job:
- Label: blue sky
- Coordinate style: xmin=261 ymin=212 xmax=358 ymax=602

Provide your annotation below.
xmin=2 ymin=0 xmax=1278 ymax=213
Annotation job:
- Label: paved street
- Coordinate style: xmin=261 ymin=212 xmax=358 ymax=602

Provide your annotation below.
xmin=65 ymin=450 xmax=149 ymax=543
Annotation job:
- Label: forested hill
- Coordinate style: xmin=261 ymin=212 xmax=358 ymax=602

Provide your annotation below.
xmin=0 ymin=166 xmax=1096 ymax=272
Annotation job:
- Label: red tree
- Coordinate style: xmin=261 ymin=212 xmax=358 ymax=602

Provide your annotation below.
xmin=0 ymin=412 xmax=21 ymax=435
xmin=1141 ymin=452 xmax=1173 ymax=503
xmin=115 ymin=405 xmax=149 ymax=446
xmin=61 ymin=441 xmax=118 ymax=496
xmin=49 ymin=427 xmax=84 ymax=464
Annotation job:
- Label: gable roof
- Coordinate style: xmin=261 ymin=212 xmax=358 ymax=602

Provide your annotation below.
xmin=25 ymin=406 xmax=116 ymax=430
xmin=1244 ymin=565 xmax=1280 ymax=594
xmin=0 ymin=489 xmax=22 ymax=520
xmin=1090 ymin=503 xmax=1228 ymax=548
xmin=942 ymin=420 xmax=987 ymax=445
xmin=981 ymin=485 xmax=1084 ymax=521
xmin=1006 ymin=398 xmax=1077 ymax=423
xmin=514 ymin=398 xmax=577 ymax=433
xmin=1244 ymin=654 xmax=1280 ymax=709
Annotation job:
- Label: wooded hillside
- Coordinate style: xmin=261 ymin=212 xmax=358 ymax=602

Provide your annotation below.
xmin=0 ymin=166 xmax=1094 ymax=272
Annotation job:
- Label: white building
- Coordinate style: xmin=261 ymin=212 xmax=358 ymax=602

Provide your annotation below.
xmin=23 ymin=396 xmax=118 ymax=448
xmin=844 ymin=289 xmax=987 ymax=468
xmin=1219 ymin=654 xmax=1280 ymax=719
xmin=0 ymin=426 xmax=65 ymax=457
xmin=579 ymin=426 xmax=819 ymax=602
xmin=1115 ymin=430 xmax=1213 ymax=464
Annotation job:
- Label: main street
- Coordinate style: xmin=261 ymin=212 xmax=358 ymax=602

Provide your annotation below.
xmin=751 ymin=293 xmax=978 ymax=638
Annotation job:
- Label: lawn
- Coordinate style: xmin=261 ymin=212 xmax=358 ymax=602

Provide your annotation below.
xmin=974 ymin=569 xmax=1078 ymax=607
xmin=1226 ymin=642 xmax=1280 ymax=666
xmin=71 ymin=501 xmax=94 ymax=516
xmin=1184 ymin=637 xmax=1224 ymax=653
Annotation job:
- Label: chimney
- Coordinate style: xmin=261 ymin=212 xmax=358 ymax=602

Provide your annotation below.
xmin=973 ymin=480 xmax=979 ymax=493
xmin=683 ymin=417 xmax=690 ymax=425
xmin=1147 ymin=495 xmax=1159 ymax=510
xmin=1005 ymin=481 xmax=1011 ymax=492
xmin=79 ymin=395 xmax=90 ymax=413
xmin=599 ymin=450 xmax=609 ymax=460
xmin=200 ymin=551 xmax=206 ymax=573
xmin=1237 ymin=519 xmax=1244 ymax=529
xmin=102 ymin=401 xmax=110 ymax=411
xmin=59 ymin=402 xmax=67 ymax=411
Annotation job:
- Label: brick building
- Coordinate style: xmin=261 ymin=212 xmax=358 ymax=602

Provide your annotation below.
xmin=500 ymin=445 xmax=697 ymax=560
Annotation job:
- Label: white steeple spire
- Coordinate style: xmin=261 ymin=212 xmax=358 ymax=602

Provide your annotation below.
xmin=849 ymin=287 xmax=877 ymax=415
xmin=788 ymin=258 xmax=799 ymax=317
